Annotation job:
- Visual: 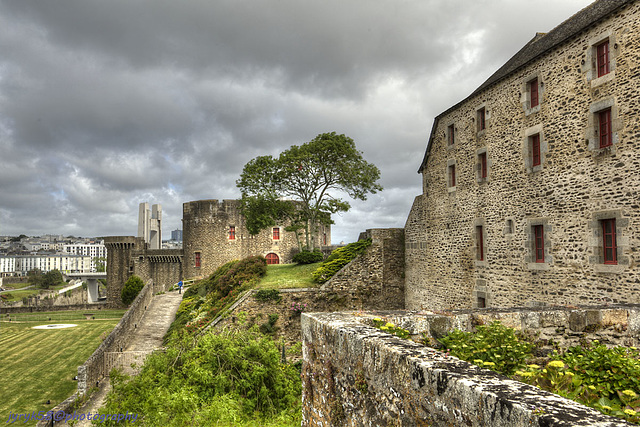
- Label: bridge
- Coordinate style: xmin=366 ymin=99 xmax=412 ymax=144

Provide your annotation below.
xmin=65 ymin=272 xmax=107 ymax=303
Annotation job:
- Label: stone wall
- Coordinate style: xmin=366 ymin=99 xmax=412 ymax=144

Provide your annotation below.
xmin=77 ymin=279 xmax=154 ymax=394
xmin=1 ymin=302 xmax=107 ymax=315
xmin=182 ymin=199 xmax=330 ymax=279
xmin=321 ymin=228 xmax=405 ymax=310
xmin=302 ymin=307 xmax=639 ymax=426
xmin=406 ymin=1 xmax=640 ymax=310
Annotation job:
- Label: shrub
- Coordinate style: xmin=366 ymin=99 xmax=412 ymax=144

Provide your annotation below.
xmin=292 ymin=250 xmax=323 ymax=265
xmin=120 ymin=275 xmax=144 ymax=305
xmin=254 ymin=289 xmax=282 ymax=303
xmin=100 ymin=328 xmax=302 ymax=426
xmin=260 ymin=314 xmax=280 ymax=335
xmin=439 ymin=321 xmax=533 ymax=375
xmin=311 ymin=239 xmax=371 ymax=283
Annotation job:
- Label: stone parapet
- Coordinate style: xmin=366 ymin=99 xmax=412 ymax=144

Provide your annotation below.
xmin=302 ymin=309 xmax=636 ymax=426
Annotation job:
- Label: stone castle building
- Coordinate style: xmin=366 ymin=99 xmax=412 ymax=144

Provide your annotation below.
xmin=105 ymin=199 xmax=330 ymax=306
xmin=405 ymin=0 xmax=640 ymax=310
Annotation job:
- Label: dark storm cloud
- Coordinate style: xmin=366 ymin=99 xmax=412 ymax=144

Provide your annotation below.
xmin=0 ymin=0 xmax=594 ymax=241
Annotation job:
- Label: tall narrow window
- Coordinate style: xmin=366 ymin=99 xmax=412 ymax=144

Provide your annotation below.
xmin=533 ymin=225 xmax=544 ymax=263
xmin=476 ymin=226 xmax=484 ymax=261
xmin=479 ymin=152 xmax=487 ymax=179
xmin=599 ymin=108 xmax=612 ymax=148
xmin=323 ymin=233 xmax=327 ymax=245
xmin=195 ymin=252 xmax=201 ymax=268
xmin=229 ymin=226 xmax=236 ymax=240
xmin=602 ymin=218 xmax=617 ymax=265
xmin=447 ymin=124 xmax=455 ymax=146
xmin=529 ymin=78 xmax=539 ymax=108
xmin=448 ymin=164 xmax=456 ymax=187
xmin=273 ymin=227 xmax=280 ymax=240
xmin=531 ymin=134 xmax=541 ymax=166
xmin=597 ymin=40 xmax=610 ymax=77
xmin=477 ymin=107 xmax=486 ymax=131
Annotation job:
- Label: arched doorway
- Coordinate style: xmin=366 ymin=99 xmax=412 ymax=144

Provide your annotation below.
xmin=266 ymin=253 xmax=280 ymax=265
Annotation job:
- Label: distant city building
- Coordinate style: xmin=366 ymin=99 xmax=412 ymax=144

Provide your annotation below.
xmin=0 ymin=256 xmax=15 ymax=277
xmin=14 ymin=254 xmax=93 ymax=275
xmin=138 ymin=202 xmax=162 ymax=249
xmin=171 ymin=229 xmax=183 ymax=242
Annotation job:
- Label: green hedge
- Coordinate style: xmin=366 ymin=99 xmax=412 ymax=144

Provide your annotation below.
xmin=292 ymin=250 xmax=323 ymax=265
xmin=120 ymin=275 xmax=144 ymax=305
xmin=311 ymin=239 xmax=371 ymax=283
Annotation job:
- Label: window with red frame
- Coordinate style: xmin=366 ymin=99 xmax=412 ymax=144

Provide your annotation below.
xmin=530 ymin=78 xmax=539 ymax=108
xmin=602 ymin=218 xmax=617 ymax=265
xmin=266 ymin=253 xmax=279 ymax=265
xmin=447 ymin=124 xmax=455 ymax=145
xmin=229 ymin=226 xmax=236 ymax=240
xmin=479 ymin=152 xmax=487 ymax=179
xmin=477 ymin=108 xmax=486 ymax=131
xmin=323 ymin=233 xmax=327 ymax=245
xmin=533 ymin=225 xmax=544 ymax=263
xmin=531 ymin=134 xmax=541 ymax=166
xmin=476 ymin=226 xmax=484 ymax=261
xmin=599 ymin=108 xmax=612 ymax=148
xmin=449 ymin=164 xmax=456 ymax=187
xmin=272 ymin=227 xmax=280 ymax=240
xmin=195 ymin=252 xmax=201 ymax=268
xmin=597 ymin=40 xmax=610 ymax=78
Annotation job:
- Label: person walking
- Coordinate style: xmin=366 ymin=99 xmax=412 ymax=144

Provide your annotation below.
xmin=178 ymin=280 xmax=183 ymax=294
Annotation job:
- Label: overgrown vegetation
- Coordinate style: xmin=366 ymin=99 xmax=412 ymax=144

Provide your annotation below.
xmin=100 ymin=328 xmax=301 ymax=426
xmin=311 ymin=238 xmax=371 ymax=283
xmin=254 ymin=289 xmax=282 ymax=303
xmin=28 ymin=268 xmax=65 ymax=289
xmin=438 ymin=322 xmax=640 ymax=424
xmin=292 ymin=249 xmax=323 ymax=265
xmin=120 ymin=275 xmax=144 ymax=305
xmin=167 ymin=256 xmax=267 ymax=340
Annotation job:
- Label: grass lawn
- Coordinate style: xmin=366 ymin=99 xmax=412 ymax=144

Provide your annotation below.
xmin=0 ymin=310 xmax=123 ymax=425
xmin=256 ymin=263 xmax=321 ymax=289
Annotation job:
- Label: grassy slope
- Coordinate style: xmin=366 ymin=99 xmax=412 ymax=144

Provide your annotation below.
xmin=0 ymin=311 xmax=124 ymax=424
xmin=256 ymin=262 xmax=321 ymax=289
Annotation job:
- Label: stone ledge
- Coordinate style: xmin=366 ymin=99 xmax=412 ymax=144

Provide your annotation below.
xmin=302 ymin=310 xmax=636 ymax=426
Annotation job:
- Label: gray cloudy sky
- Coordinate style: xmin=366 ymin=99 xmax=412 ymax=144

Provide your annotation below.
xmin=0 ymin=0 xmax=593 ymax=243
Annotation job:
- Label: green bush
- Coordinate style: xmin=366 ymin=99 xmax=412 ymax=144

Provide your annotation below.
xmin=120 ymin=275 xmax=145 ymax=305
xmin=439 ymin=321 xmax=533 ymax=375
xmin=254 ymin=289 xmax=282 ymax=303
xmin=311 ymin=239 xmax=371 ymax=283
xmin=100 ymin=328 xmax=302 ymax=426
xmin=292 ymin=250 xmax=323 ymax=265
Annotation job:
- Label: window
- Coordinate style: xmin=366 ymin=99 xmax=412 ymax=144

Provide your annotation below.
xmin=476 ymin=226 xmax=484 ymax=261
xmin=447 ymin=124 xmax=455 ymax=146
xmin=529 ymin=78 xmax=539 ymax=108
xmin=530 ymin=134 xmax=541 ymax=166
xmin=597 ymin=39 xmax=610 ymax=77
xmin=195 ymin=252 xmax=201 ymax=268
xmin=533 ymin=225 xmax=544 ymax=263
xmin=602 ymin=218 xmax=617 ymax=265
xmin=448 ymin=164 xmax=456 ymax=187
xmin=273 ymin=227 xmax=280 ymax=240
xmin=598 ymin=108 xmax=612 ymax=148
xmin=229 ymin=226 xmax=236 ymax=240
xmin=323 ymin=233 xmax=327 ymax=246
xmin=266 ymin=253 xmax=279 ymax=265
xmin=477 ymin=107 xmax=486 ymax=131
xmin=479 ymin=152 xmax=487 ymax=179
xmin=477 ymin=297 xmax=486 ymax=308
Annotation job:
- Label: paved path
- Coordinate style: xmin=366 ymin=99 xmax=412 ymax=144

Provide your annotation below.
xmin=58 ymin=290 xmax=184 ymax=426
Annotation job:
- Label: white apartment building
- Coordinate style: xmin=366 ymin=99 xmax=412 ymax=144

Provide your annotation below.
xmin=15 ymin=255 xmax=93 ymax=275
xmin=0 ymin=256 xmax=16 ymax=277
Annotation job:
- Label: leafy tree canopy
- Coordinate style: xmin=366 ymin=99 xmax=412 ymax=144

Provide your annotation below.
xmin=237 ymin=132 xmax=382 ymax=250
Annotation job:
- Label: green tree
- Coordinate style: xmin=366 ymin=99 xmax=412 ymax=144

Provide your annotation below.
xmin=121 ymin=275 xmax=145 ymax=305
xmin=237 ymin=132 xmax=382 ymax=250
xmin=93 ymin=257 xmax=107 ymax=272
xmin=27 ymin=269 xmax=44 ymax=288
xmin=42 ymin=269 xmax=63 ymax=289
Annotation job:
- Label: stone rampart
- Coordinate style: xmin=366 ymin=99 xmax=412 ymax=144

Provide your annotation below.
xmin=76 ymin=279 xmax=154 ymax=394
xmin=321 ymin=228 xmax=405 ymax=310
xmin=302 ymin=306 xmax=640 ymax=426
